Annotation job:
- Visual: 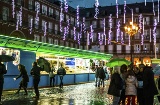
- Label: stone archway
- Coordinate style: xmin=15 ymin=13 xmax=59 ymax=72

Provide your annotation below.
xmin=10 ymin=30 xmax=26 ymax=39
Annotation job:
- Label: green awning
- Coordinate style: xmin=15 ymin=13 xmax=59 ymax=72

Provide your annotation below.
xmin=0 ymin=35 xmax=113 ymax=60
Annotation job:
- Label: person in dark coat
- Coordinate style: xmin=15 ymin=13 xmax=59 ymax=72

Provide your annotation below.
xmin=0 ymin=59 xmax=7 ymax=104
xmin=13 ymin=64 xmax=29 ymax=95
xmin=57 ymin=64 xmax=66 ymax=89
xmin=30 ymin=61 xmax=41 ymax=99
xmin=49 ymin=65 xmax=55 ymax=87
xmin=108 ymin=66 xmax=123 ymax=105
xmin=143 ymin=66 xmax=158 ymax=105
xmin=98 ymin=65 xmax=106 ymax=87
xmin=93 ymin=65 xmax=99 ymax=87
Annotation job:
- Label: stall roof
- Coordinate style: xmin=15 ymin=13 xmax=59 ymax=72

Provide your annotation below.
xmin=0 ymin=35 xmax=112 ymax=60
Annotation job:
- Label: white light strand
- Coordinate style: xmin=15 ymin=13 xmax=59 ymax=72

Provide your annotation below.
xmin=78 ymin=33 xmax=80 ymax=45
xmin=138 ymin=14 xmax=143 ymax=33
xmin=103 ymin=18 xmax=106 ymax=45
xmin=63 ymin=27 xmax=67 ymax=40
xmin=108 ymin=14 xmax=112 ymax=44
xmin=74 ymin=27 xmax=76 ymax=40
xmin=87 ymin=32 xmax=90 ymax=45
xmin=76 ymin=5 xmax=80 ymax=27
xmin=150 ymin=28 xmax=152 ymax=42
xmin=90 ymin=25 xmax=94 ymax=42
xmin=12 ymin=0 xmax=15 ymax=18
xmin=116 ymin=0 xmax=118 ymax=18
xmin=153 ymin=19 xmax=157 ymax=45
xmin=124 ymin=0 xmax=126 ymax=24
xmin=44 ymin=22 xmax=47 ymax=36
xmin=131 ymin=9 xmax=133 ymax=24
xmin=29 ymin=18 xmax=33 ymax=34
xmin=19 ymin=6 xmax=22 ymax=26
xmin=66 ymin=19 xmax=70 ymax=35
xmin=121 ymin=31 xmax=124 ymax=44
xmin=82 ymin=17 xmax=86 ymax=34
xmin=158 ymin=0 xmax=159 ymax=22
xmin=16 ymin=14 xmax=19 ymax=30
xmin=94 ymin=0 xmax=99 ymax=19
xmin=98 ymin=33 xmax=102 ymax=45
xmin=64 ymin=0 xmax=68 ymax=12
xmin=60 ymin=1 xmax=63 ymax=32
xmin=129 ymin=35 xmax=131 ymax=46
xmin=141 ymin=18 xmax=144 ymax=45
xmin=116 ymin=20 xmax=120 ymax=42
xmin=35 ymin=2 xmax=40 ymax=25
xmin=152 ymin=0 xmax=155 ymax=16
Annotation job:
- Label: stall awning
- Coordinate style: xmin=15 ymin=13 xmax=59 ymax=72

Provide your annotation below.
xmin=0 ymin=35 xmax=112 ymax=60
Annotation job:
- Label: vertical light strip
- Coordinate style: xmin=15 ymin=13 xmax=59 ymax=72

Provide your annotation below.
xmin=121 ymin=32 xmax=124 ymax=44
xmin=19 ymin=6 xmax=22 ymax=26
xmin=90 ymin=25 xmax=94 ymax=42
xmin=117 ymin=20 xmax=120 ymax=42
xmin=108 ymin=14 xmax=112 ymax=44
xmin=44 ymin=22 xmax=47 ymax=36
xmin=60 ymin=1 xmax=63 ymax=32
xmin=74 ymin=27 xmax=76 ymax=40
xmin=158 ymin=0 xmax=159 ymax=22
xmin=12 ymin=0 xmax=15 ymax=18
xmin=150 ymin=28 xmax=151 ymax=42
xmin=152 ymin=0 xmax=155 ymax=16
xmin=141 ymin=18 xmax=144 ymax=45
xmin=94 ymin=0 xmax=99 ymax=19
xmin=138 ymin=14 xmax=143 ymax=33
xmin=124 ymin=0 xmax=126 ymax=24
xmin=103 ymin=18 xmax=106 ymax=45
xmin=29 ymin=18 xmax=33 ymax=34
xmin=35 ymin=2 xmax=40 ymax=26
xmin=153 ymin=19 xmax=157 ymax=45
xmin=116 ymin=0 xmax=118 ymax=18
xmin=76 ymin=5 xmax=80 ymax=27
xmin=64 ymin=0 xmax=68 ymax=12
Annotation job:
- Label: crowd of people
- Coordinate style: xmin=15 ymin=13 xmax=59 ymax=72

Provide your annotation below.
xmin=107 ymin=64 xmax=158 ymax=105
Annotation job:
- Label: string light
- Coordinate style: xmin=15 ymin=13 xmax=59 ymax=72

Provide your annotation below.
xmin=82 ymin=17 xmax=86 ymax=34
xmin=129 ymin=35 xmax=131 ymax=46
xmin=121 ymin=32 xmax=124 ymax=44
xmin=90 ymin=25 xmax=94 ymax=42
xmin=87 ymin=32 xmax=90 ymax=45
xmin=78 ymin=33 xmax=80 ymax=45
xmin=152 ymin=0 xmax=155 ymax=16
xmin=150 ymin=28 xmax=151 ymax=42
xmin=60 ymin=1 xmax=63 ymax=32
xmin=35 ymin=2 xmax=40 ymax=25
xmin=16 ymin=14 xmax=19 ymax=30
xmin=64 ymin=0 xmax=68 ymax=12
xmin=153 ymin=19 xmax=157 ymax=45
xmin=103 ymin=18 xmax=106 ymax=45
xmin=116 ymin=20 xmax=120 ymax=42
xmin=63 ymin=27 xmax=67 ymax=40
xmin=74 ymin=27 xmax=76 ymax=40
xmin=158 ymin=0 xmax=159 ymax=22
xmin=124 ymin=0 xmax=126 ymax=24
xmin=94 ymin=0 xmax=99 ymax=19
xmin=108 ymin=14 xmax=112 ymax=44
xmin=29 ymin=18 xmax=33 ymax=34
xmin=98 ymin=33 xmax=102 ymax=45
xmin=141 ymin=18 xmax=144 ymax=45
xmin=131 ymin=9 xmax=133 ymax=23
xmin=19 ymin=6 xmax=22 ymax=26
xmin=44 ymin=22 xmax=47 ymax=36
xmin=138 ymin=14 xmax=143 ymax=33
xmin=116 ymin=0 xmax=118 ymax=18
xmin=76 ymin=5 xmax=80 ymax=27
xmin=12 ymin=0 xmax=15 ymax=18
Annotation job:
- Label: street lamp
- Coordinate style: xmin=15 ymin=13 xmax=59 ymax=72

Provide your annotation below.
xmin=124 ymin=22 xmax=139 ymax=63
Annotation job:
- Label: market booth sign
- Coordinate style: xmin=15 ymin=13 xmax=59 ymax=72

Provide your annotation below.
xmin=0 ymin=35 xmax=113 ymax=60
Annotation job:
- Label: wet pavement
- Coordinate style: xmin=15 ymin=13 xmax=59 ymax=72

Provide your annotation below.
xmin=1 ymin=81 xmax=160 ymax=105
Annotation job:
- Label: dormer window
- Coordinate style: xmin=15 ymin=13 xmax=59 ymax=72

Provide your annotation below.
xmin=42 ymin=5 xmax=47 ymax=15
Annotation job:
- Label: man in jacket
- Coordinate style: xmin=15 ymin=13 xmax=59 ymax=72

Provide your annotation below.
xmin=30 ymin=61 xmax=41 ymax=99
xmin=57 ymin=64 xmax=66 ymax=88
xmin=0 ymin=59 xmax=7 ymax=104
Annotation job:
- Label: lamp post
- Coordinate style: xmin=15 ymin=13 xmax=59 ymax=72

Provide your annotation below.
xmin=124 ymin=22 xmax=139 ymax=63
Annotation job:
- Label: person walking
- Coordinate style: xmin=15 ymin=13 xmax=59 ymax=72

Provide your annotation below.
xmin=49 ymin=65 xmax=55 ymax=87
xmin=98 ymin=65 xmax=106 ymax=87
xmin=108 ymin=66 xmax=123 ymax=105
xmin=125 ymin=70 xmax=138 ymax=105
xmin=13 ymin=64 xmax=29 ymax=95
xmin=93 ymin=65 xmax=99 ymax=87
xmin=0 ymin=59 xmax=7 ymax=104
xmin=143 ymin=66 xmax=158 ymax=105
xmin=30 ymin=61 xmax=41 ymax=99
xmin=57 ymin=64 xmax=66 ymax=89
xmin=118 ymin=64 xmax=127 ymax=105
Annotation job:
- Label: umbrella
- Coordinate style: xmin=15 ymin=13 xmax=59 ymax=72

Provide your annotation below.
xmin=106 ymin=58 xmax=131 ymax=67
xmin=153 ymin=64 xmax=160 ymax=76
xmin=0 ymin=55 xmax=15 ymax=62
xmin=37 ymin=57 xmax=51 ymax=72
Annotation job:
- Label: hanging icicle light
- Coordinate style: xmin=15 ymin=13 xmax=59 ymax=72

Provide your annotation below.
xmin=64 ymin=0 xmax=68 ymax=12
xmin=87 ymin=32 xmax=90 ymax=45
xmin=121 ymin=32 xmax=124 ymax=44
xmin=150 ymin=28 xmax=152 ymax=42
xmin=138 ymin=14 xmax=143 ymax=33
xmin=78 ymin=33 xmax=80 ymax=45
xmin=12 ymin=0 xmax=15 ymax=18
xmin=98 ymin=33 xmax=102 ymax=45
xmin=90 ymin=25 xmax=94 ymax=42
xmin=141 ymin=18 xmax=144 ymax=45
xmin=76 ymin=5 xmax=80 ymax=27
xmin=108 ymin=14 xmax=112 ymax=44
xmin=19 ymin=6 xmax=22 ymax=26
xmin=153 ymin=19 xmax=157 ymax=45
xmin=63 ymin=27 xmax=67 ymax=40
xmin=116 ymin=20 xmax=120 ymax=42
xmin=16 ymin=14 xmax=19 ymax=30
xmin=44 ymin=22 xmax=47 ymax=36
xmin=158 ymin=0 xmax=159 ymax=22
xmin=103 ymin=18 xmax=106 ymax=45
xmin=116 ymin=0 xmax=118 ymax=18
xmin=60 ymin=1 xmax=63 ymax=32
xmin=152 ymin=0 xmax=155 ymax=16
xmin=74 ymin=27 xmax=76 ymax=40
xmin=29 ymin=18 xmax=33 ymax=34
xmin=94 ymin=0 xmax=99 ymax=19
xmin=35 ymin=2 xmax=40 ymax=25
xmin=124 ymin=0 xmax=126 ymax=24
xmin=82 ymin=17 xmax=86 ymax=34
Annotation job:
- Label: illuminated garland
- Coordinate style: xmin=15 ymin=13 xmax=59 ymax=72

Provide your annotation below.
xmin=82 ymin=17 xmax=86 ymax=34
xmin=76 ymin=5 xmax=80 ymax=27
xmin=103 ymin=18 xmax=106 ymax=45
xmin=158 ymin=0 xmax=159 ymax=22
xmin=87 ymin=32 xmax=90 ymax=45
xmin=74 ymin=27 xmax=76 ymax=40
xmin=12 ymin=0 xmax=15 ymax=18
xmin=90 ymin=25 xmax=94 ymax=42
xmin=108 ymin=14 xmax=112 ymax=44
xmin=64 ymin=0 xmax=68 ymax=12
xmin=44 ymin=22 xmax=47 ymax=36
xmin=16 ymin=15 xmax=19 ymax=30
xmin=141 ymin=18 xmax=144 ymax=45
xmin=150 ymin=28 xmax=152 ymax=42
xmin=78 ymin=33 xmax=80 ymax=45
xmin=98 ymin=33 xmax=102 ymax=45
xmin=94 ymin=0 xmax=99 ymax=19
xmin=35 ymin=2 xmax=40 ymax=25
xmin=116 ymin=0 xmax=118 ymax=18
xmin=153 ymin=19 xmax=157 ymax=45
xmin=63 ymin=27 xmax=67 ymax=40
xmin=116 ymin=20 xmax=120 ymax=42
xmin=152 ymin=0 xmax=155 ymax=16
xmin=138 ymin=14 xmax=143 ymax=33
xmin=60 ymin=1 xmax=63 ymax=32
xmin=124 ymin=0 xmax=126 ymax=23
xmin=121 ymin=32 xmax=124 ymax=44
xmin=29 ymin=18 xmax=33 ymax=34
xmin=19 ymin=6 xmax=22 ymax=26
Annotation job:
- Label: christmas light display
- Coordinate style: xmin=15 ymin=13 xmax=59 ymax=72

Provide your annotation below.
xmin=78 ymin=33 xmax=80 ymax=45
xmin=153 ymin=19 xmax=157 ymax=45
xmin=103 ymin=18 xmax=106 ymax=45
xmin=150 ymin=28 xmax=152 ymax=42
xmin=152 ymin=0 xmax=155 ymax=16
xmin=19 ymin=6 xmax=22 ymax=26
xmin=94 ymin=0 xmax=99 ymax=19
xmin=63 ymin=27 xmax=67 ymax=40
xmin=124 ymin=0 xmax=126 ymax=24
xmin=44 ymin=22 xmax=47 ymax=36
xmin=82 ymin=17 xmax=86 ymax=34
xmin=158 ymin=0 xmax=159 ymax=22
xmin=121 ymin=32 xmax=124 ymax=44
xmin=116 ymin=20 xmax=120 ymax=42
xmin=64 ymin=0 xmax=68 ymax=12
xmin=87 ymin=32 xmax=90 ymax=45
xmin=98 ymin=33 xmax=102 ymax=45
xmin=116 ymin=0 xmax=118 ymax=18
xmin=12 ymin=0 xmax=15 ymax=18
xmin=90 ymin=25 xmax=94 ymax=42
xmin=60 ymin=1 xmax=63 ymax=32
xmin=35 ymin=2 xmax=40 ymax=25
xmin=76 ymin=5 xmax=80 ymax=27
xmin=16 ymin=15 xmax=19 ymax=30
xmin=139 ymin=14 xmax=143 ymax=33
xmin=108 ymin=14 xmax=112 ymax=44
xmin=74 ymin=27 xmax=76 ymax=40
xmin=141 ymin=18 xmax=144 ymax=45
xmin=29 ymin=18 xmax=33 ymax=34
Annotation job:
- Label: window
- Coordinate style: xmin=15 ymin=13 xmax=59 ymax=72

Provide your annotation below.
xmin=93 ymin=33 xmax=97 ymax=41
xmin=55 ymin=10 xmax=59 ymax=20
xmin=34 ymin=34 xmax=40 ymax=41
xmin=125 ymin=45 xmax=130 ymax=53
xmin=2 ymin=7 xmax=9 ymax=21
xmin=42 ymin=20 xmax=46 ymax=31
xmin=70 ymin=43 xmax=73 ymax=48
xmin=54 ymin=39 xmax=58 ymax=45
xmin=17 ymin=0 xmax=22 ymax=5
xmin=135 ymin=44 xmax=141 ymax=53
xmin=92 ymin=21 xmax=97 ymax=28
xmin=35 ymin=1 xmax=40 ymax=12
xmin=28 ymin=15 xmax=33 ymax=27
xmin=156 ymin=29 xmax=160 ymax=38
xmin=85 ymin=21 xmax=90 ymax=28
xmin=117 ymin=45 xmax=122 ymax=53
xmin=144 ymin=17 xmax=150 ymax=25
xmin=34 ymin=18 xmax=39 ymax=29
xmin=48 ymin=22 xmax=53 ymax=33
xmin=71 ymin=17 xmax=74 ymax=25
xmin=71 ymin=30 xmax=74 ymax=38
xmin=143 ymin=44 xmax=150 ymax=53
xmin=134 ymin=33 xmax=140 ymax=39
xmin=108 ymin=45 xmax=113 ymax=53
xmin=55 ymin=24 xmax=58 ymax=34
xmin=66 ymin=42 xmax=69 ymax=47
xmin=135 ymin=7 xmax=139 ymax=13
xmin=144 ymin=30 xmax=150 ymax=39
xmin=66 ymin=14 xmax=69 ymax=21
xmin=48 ymin=38 xmax=53 ymax=44
xmin=49 ymin=7 xmax=53 ymax=17
xmin=100 ymin=19 xmax=104 ymax=28
xmin=75 ymin=44 xmax=78 ymax=48
xmin=42 ymin=5 xmax=47 ymax=15
xmin=60 ymin=40 xmax=64 ymax=46
xmin=28 ymin=0 xmax=33 ymax=10
xmin=41 ymin=36 xmax=46 ymax=43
